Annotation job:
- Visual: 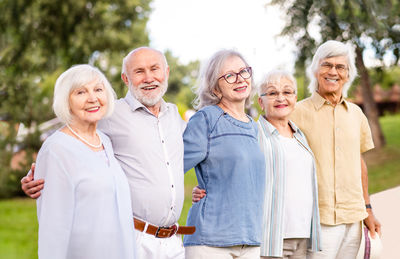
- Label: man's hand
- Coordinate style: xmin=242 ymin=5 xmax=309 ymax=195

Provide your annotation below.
xmin=192 ymin=186 xmax=206 ymax=204
xmin=21 ymin=163 xmax=44 ymax=199
xmin=364 ymin=208 xmax=382 ymax=238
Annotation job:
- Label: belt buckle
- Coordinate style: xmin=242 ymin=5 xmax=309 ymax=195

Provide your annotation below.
xmin=155 ymin=224 xmax=178 ymax=238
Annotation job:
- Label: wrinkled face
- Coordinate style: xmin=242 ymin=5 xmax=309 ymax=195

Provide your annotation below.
xmin=123 ymin=48 xmax=169 ymax=107
xmin=69 ymin=79 xmax=108 ymax=126
xmin=215 ymin=55 xmax=252 ymax=105
xmin=316 ymin=55 xmax=349 ymax=98
xmin=258 ymin=77 xmax=297 ymax=121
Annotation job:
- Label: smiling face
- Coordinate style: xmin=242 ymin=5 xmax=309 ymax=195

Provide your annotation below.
xmin=316 ymin=55 xmax=349 ymax=98
xmin=122 ymin=48 xmax=169 ymax=107
xmin=258 ymin=77 xmax=297 ymax=121
xmin=69 ymin=78 xmax=108 ymax=127
xmin=215 ymin=55 xmax=251 ymax=105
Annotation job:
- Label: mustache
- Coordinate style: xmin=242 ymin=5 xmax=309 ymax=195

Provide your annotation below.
xmin=138 ymin=81 xmax=162 ymax=89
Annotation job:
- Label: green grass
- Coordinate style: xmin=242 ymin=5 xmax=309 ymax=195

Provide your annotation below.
xmin=0 ymin=198 xmax=38 ymax=259
xmin=1 ymin=113 xmax=399 ymax=258
xmin=178 ymin=168 xmax=198 ymax=226
xmin=365 ymin=113 xmax=400 ymax=193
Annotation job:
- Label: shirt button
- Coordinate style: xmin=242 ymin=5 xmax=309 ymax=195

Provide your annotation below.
xmin=162 ymin=140 xmax=164 ymax=143
xmin=170 ymin=206 xmax=173 ymax=210
xmin=336 ymin=147 xmax=339 ymax=151
xmin=167 ymin=162 xmax=169 ymax=165
xmin=171 ymin=185 xmax=174 ymax=188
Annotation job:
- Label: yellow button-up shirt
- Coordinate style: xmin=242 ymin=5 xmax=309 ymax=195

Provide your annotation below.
xmin=290 ymin=92 xmax=374 ymax=225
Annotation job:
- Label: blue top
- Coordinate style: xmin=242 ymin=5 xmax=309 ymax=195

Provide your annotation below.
xmin=183 ymin=105 xmax=266 ymax=247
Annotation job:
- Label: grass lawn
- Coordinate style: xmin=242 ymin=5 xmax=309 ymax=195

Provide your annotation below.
xmin=1 ymin=113 xmax=399 ymax=258
xmin=365 ymin=114 xmax=400 ymax=193
xmin=0 ymin=198 xmax=38 ymax=259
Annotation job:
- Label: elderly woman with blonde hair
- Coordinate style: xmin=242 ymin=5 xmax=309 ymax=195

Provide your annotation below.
xmin=183 ymin=50 xmax=266 ymax=259
xmin=35 ymin=64 xmax=135 ymax=259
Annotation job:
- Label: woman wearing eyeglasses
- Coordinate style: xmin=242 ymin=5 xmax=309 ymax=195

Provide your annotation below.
xmin=257 ymin=70 xmax=321 ymax=258
xmin=183 ymin=50 xmax=266 ymax=258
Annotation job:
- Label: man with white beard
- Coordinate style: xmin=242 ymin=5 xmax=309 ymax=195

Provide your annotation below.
xmin=22 ymin=47 xmax=194 ymax=259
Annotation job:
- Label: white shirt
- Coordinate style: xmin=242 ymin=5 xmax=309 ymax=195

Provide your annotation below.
xmin=98 ymin=91 xmax=186 ymax=226
xmin=36 ymin=131 xmax=135 ymax=259
xmin=279 ymin=135 xmax=314 ymax=239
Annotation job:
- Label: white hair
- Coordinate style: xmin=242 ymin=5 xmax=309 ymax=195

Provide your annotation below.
xmin=121 ymin=47 xmax=168 ymax=75
xmin=258 ymin=69 xmax=297 ymax=96
xmin=307 ymin=40 xmax=357 ymax=97
xmin=53 ymin=64 xmax=116 ymax=124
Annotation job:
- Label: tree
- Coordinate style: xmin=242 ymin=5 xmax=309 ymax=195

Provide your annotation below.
xmin=163 ymin=50 xmax=200 ymax=115
xmin=270 ymin=0 xmax=400 ymax=148
xmin=0 ymin=0 xmax=151 ymax=197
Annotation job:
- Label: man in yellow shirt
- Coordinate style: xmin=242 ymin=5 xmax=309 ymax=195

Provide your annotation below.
xmin=290 ymin=40 xmax=381 ymax=258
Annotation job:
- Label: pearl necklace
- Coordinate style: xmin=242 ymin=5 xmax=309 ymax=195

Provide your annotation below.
xmin=66 ymin=124 xmax=103 ymax=148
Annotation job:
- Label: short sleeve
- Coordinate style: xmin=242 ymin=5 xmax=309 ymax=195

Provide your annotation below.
xmin=183 ymin=111 xmax=209 ymax=173
xmin=35 ymin=148 xmax=75 ymax=259
xmin=360 ymin=112 xmax=374 ymax=153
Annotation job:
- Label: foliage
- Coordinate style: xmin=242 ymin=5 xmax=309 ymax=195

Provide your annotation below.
xmin=0 ymin=0 xmax=151 ymax=197
xmin=369 ymin=66 xmax=400 ymax=90
xmin=269 ymin=0 xmax=400 ymax=148
xmin=163 ymin=50 xmax=200 ymax=115
xmin=270 ymin=0 xmax=400 ymax=70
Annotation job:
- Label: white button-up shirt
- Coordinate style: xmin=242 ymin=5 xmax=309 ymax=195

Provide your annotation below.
xmin=98 ymin=91 xmax=186 ymax=226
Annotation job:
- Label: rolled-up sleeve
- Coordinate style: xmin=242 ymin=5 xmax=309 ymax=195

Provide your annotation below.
xmin=36 ymin=150 xmax=74 ymax=259
xmin=360 ymin=112 xmax=374 ymax=153
xmin=183 ymin=111 xmax=209 ymax=173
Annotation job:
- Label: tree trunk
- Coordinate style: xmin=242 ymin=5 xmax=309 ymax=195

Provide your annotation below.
xmin=355 ymin=46 xmax=386 ymax=149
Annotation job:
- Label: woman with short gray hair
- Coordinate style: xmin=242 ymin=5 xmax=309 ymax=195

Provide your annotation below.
xmin=257 ymin=70 xmax=321 ymax=258
xmin=184 ymin=50 xmax=265 ymax=258
xmin=35 ymin=64 xmax=135 ymax=259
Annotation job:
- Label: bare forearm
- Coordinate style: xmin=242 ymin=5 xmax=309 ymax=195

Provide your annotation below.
xmin=361 ymin=155 xmax=370 ymax=205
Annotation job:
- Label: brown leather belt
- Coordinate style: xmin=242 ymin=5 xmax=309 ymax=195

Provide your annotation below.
xmin=134 ymin=218 xmax=196 ymax=238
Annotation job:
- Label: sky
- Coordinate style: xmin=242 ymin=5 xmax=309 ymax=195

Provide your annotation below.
xmin=147 ymin=0 xmax=296 ymax=81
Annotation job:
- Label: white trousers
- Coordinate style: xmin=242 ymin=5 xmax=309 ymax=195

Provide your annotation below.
xmin=185 ymin=245 xmax=260 ymax=259
xmin=307 ymin=222 xmax=361 ymax=259
xmin=134 ymin=229 xmax=185 ymax=259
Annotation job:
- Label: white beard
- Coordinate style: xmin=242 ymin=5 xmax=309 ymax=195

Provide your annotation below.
xmin=129 ymin=79 xmax=168 ymax=107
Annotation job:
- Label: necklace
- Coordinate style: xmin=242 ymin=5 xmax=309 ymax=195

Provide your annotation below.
xmin=66 ymin=124 xmax=103 ymax=148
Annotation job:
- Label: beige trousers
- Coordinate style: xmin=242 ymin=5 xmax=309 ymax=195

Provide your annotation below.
xmin=185 ymin=245 xmax=260 ymax=259
xmin=307 ymin=222 xmax=362 ymax=259
xmin=261 ymin=238 xmax=308 ymax=259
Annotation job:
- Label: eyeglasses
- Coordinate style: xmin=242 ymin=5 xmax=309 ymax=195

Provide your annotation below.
xmin=218 ymin=67 xmax=252 ymax=84
xmin=320 ymin=62 xmax=348 ymax=74
xmin=260 ymin=90 xmax=296 ymax=99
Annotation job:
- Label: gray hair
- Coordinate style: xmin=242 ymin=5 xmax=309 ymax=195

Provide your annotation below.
xmin=258 ymin=69 xmax=297 ymax=96
xmin=307 ymin=40 xmax=357 ymax=97
xmin=193 ymin=49 xmax=255 ymax=109
xmin=53 ymin=64 xmax=116 ymax=124
xmin=121 ymin=47 xmax=168 ymax=76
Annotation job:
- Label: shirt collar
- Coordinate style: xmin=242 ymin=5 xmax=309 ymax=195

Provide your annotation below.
xmin=124 ymin=90 xmax=168 ymax=116
xmin=310 ymin=92 xmax=349 ymax=111
xmin=258 ymin=115 xmax=301 ymax=137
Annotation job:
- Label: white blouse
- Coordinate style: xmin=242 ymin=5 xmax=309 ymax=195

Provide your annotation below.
xmin=35 ymin=130 xmax=135 ymax=259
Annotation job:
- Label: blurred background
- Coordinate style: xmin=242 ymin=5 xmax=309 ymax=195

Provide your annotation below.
xmin=1 ymin=0 xmax=399 ymax=258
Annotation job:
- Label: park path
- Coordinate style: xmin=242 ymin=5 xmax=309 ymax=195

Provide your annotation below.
xmin=370 ymin=186 xmax=400 ymax=259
